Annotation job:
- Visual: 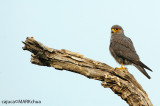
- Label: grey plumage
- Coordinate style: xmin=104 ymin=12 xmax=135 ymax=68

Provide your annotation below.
xmin=109 ymin=25 xmax=152 ymax=79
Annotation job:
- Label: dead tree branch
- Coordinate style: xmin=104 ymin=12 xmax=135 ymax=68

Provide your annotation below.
xmin=22 ymin=37 xmax=153 ymax=106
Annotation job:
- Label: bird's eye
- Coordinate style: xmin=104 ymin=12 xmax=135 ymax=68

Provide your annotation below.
xmin=116 ymin=28 xmax=119 ymax=30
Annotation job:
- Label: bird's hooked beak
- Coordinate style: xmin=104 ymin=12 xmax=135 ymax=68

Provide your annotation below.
xmin=111 ymin=28 xmax=119 ymax=33
xmin=111 ymin=29 xmax=115 ymax=33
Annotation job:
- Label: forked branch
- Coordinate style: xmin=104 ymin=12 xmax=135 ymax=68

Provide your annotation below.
xmin=22 ymin=37 xmax=152 ymax=106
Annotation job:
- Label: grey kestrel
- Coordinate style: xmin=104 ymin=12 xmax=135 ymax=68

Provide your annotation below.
xmin=109 ymin=25 xmax=152 ymax=79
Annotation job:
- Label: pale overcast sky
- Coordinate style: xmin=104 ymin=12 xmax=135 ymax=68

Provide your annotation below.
xmin=0 ymin=0 xmax=160 ymax=106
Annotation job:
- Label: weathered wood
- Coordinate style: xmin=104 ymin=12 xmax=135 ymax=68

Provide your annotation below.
xmin=22 ymin=37 xmax=153 ymax=106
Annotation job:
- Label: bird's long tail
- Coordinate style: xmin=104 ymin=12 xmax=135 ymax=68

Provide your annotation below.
xmin=136 ymin=61 xmax=152 ymax=72
xmin=134 ymin=64 xmax=151 ymax=79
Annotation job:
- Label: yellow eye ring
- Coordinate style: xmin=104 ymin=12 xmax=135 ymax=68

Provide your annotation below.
xmin=112 ymin=28 xmax=119 ymax=33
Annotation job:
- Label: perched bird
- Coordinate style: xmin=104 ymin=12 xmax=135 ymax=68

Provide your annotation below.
xmin=109 ymin=25 xmax=152 ymax=79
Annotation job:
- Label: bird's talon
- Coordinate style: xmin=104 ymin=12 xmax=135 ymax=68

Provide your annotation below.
xmin=115 ymin=67 xmax=126 ymax=70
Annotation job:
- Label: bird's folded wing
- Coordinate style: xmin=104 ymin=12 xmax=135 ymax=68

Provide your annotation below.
xmin=110 ymin=36 xmax=139 ymax=62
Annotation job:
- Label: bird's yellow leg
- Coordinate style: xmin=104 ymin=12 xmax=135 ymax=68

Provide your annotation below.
xmin=116 ymin=63 xmax=126 ymax=69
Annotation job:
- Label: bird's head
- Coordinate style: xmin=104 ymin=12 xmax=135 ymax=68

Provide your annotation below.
xmin=111 ymin=25 xmax=124 ymax=35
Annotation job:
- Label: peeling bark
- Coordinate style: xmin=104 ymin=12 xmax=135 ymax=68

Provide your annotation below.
xmin=22 ymin=37 xmax=153 ymax=106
